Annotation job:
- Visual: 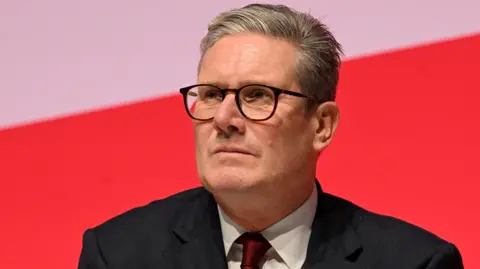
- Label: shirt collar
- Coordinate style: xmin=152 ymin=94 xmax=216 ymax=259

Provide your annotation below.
xmin=218 ymin=186 xmax=318 ymax=269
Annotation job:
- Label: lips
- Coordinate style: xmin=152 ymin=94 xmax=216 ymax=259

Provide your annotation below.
xmin=212 ymin=146 xmax=254 ymax=156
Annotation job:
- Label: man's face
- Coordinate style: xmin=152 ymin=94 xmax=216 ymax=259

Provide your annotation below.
xmin=194 ymin=33 xmax=321 ymax=195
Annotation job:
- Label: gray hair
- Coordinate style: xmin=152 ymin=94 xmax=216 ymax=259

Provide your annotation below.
xmin=198 ymin=3 xmax=343 ymax=110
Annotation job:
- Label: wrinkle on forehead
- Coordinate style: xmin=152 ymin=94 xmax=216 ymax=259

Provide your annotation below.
xmin=198 ymin=34 xmax=297 ymax=89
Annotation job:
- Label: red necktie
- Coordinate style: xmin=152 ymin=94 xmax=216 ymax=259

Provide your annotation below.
xmin=235 ymin=232 xmax=271 ymax=269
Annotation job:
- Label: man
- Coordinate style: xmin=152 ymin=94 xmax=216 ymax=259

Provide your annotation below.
xmin=78 ymin=4 xmax=464 ymax=269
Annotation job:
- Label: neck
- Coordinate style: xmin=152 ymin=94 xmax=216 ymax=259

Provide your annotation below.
xmin=214 ymin=178 xmax=315 ymax=231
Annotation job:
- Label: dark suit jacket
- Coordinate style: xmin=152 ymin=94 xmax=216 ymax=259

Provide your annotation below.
xmin=78 ymin=182 xmax=464 ymax=269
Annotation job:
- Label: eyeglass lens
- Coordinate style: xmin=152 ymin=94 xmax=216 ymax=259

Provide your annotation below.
xmin=185 ymin=85 xmax=276 ymax=120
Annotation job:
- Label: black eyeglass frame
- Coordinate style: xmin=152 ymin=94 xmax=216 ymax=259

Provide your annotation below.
xmin=179 ymin=83 xmax=315 ymax=121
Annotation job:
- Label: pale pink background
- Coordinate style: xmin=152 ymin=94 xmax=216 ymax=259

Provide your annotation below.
xmin=1 ymin=0 xmax=479 ymax=128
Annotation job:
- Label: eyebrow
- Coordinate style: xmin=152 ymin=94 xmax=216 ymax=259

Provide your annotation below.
xmin=197 ymin=79 xmax=281 ymax=88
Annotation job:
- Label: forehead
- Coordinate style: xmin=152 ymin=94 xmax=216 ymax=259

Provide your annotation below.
xmin=198 ymin=33 xmax=297 ymax=87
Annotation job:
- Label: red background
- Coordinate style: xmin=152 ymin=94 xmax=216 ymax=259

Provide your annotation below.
xmin=1 ymin=34 xmax=478 ymax=268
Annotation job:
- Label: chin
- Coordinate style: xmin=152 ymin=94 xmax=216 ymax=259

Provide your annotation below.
xmin=200 ymin=167 xmax=262 ymax=194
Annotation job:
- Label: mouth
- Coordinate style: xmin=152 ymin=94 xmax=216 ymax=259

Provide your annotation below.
xmin=216 ymin=151 xmax=251 ymax=156
xmin=212 ymin=147 xmax=254 ymax=156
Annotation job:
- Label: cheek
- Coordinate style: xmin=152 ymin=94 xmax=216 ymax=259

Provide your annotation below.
xmin=253 ymin=114 xmax=284 ymax=147
xmin=249 ymin=124 xmax=276 ymax=151
xmin=194 ymin=122 xmax=210 ymax=140
xmin=250 ymin=125 xmax=291 ymax=158
xmin=255 ymin=119 xmax=312 ymax=161
xmin=194 ymin=123 xmax=213 ymax=158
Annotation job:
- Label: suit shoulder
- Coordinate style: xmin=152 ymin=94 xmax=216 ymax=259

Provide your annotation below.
xmin=324 ymin=193 xmax=449 ymax=248
xmin=333 ymin=195 xmax=459 ymax=265
xmin=325 ymin=194 xmax=461 ymax=266
xmin=80 ymin=187 xmax=210 ymax=267
xmin=90 ymin=187 xmax=207 ymax=238
xmin=356 ymin=207 xmax=450 ymax=248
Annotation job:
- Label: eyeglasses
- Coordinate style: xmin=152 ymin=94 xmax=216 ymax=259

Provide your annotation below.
xmin=179 ymin=83 xmax=314 ymax=121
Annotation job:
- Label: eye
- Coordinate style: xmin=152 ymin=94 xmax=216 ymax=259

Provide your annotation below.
xmin=242 ymin=86 xmax=274 ymax=103
xmin=196 ymin=86 xmax=222 ymax=101
xmin=249 ymin=90 xmax=267 ymax=98
xmin=205 ymin=91 xmax=218 ymax=98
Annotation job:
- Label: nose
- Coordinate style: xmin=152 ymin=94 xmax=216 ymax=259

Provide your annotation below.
xmin=213 ymin=93 xmax=246 ymax=136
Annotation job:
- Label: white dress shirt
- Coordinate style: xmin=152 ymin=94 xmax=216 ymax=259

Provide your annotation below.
xmin=218 ymin=187 xmax=318 ymax=269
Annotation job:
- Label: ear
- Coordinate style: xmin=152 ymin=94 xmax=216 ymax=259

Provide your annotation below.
xmin=311 ymin=101 xmax=340 ymax=152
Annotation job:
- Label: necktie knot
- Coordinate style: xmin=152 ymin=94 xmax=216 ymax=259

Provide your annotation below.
xmin=235 ymin=232 xmax=271 ymax=269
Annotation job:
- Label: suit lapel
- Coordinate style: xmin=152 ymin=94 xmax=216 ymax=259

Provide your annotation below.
xmin=164 ymin=181 xmax=365 ymax=269
xmin=168 ymin=191 xmax=228 ymax=269
xmin=304 ymin=181 xmax=364 ymax=269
